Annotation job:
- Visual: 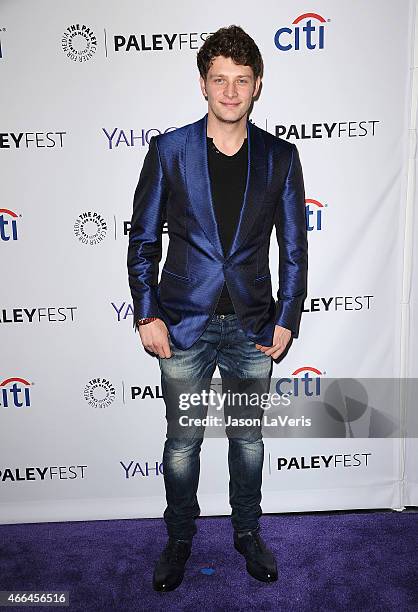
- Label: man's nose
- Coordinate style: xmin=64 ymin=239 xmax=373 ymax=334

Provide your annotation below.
xmin=224 ymin=81 xmax=238 ymax=97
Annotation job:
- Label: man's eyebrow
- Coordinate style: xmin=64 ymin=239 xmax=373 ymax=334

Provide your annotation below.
xmin=210 ymin=73 xmax=252 ymax=78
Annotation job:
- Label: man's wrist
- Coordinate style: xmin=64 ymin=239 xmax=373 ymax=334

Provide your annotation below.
xmin=136 ymin=317 xmax=158 ymax=327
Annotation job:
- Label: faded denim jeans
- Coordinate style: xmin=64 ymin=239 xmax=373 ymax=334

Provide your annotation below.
xmin=158 ymin=313 xmax=273 ymax=540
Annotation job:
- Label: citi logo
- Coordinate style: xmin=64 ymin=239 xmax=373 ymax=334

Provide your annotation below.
xmin=0 ymin=377 xmax=32 ymax=408
xmin=275 ymin=366 xmax=324 ymax=397
xmin=305 ymin=199 xmax=325 ymax=231
xmin=274 ymin=13 xmax=328 ymax=51
xmin=0 ymin=209 xmax=19 ymax=241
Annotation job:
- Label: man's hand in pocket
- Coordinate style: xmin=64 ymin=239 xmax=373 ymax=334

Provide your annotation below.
xmin=138 ymin=318 xmax=172 ymax=358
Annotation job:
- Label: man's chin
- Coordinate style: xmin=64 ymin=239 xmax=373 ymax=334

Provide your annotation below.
xmin=213 ymin=106 xmax=247 ymax=124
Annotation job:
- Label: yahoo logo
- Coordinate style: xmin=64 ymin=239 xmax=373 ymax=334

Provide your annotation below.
xmin=274 ymin=13 xmax=327 ymax=51
xmin=102 ymin=127 xmax=177 ymax=150
xmin=120 ymin=460 xmax=164 ymax=478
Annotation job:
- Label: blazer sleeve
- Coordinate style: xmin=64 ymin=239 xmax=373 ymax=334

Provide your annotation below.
xmin=127 ymin=135 xmax=168 ymax=332
xmin=274 ymin=143 xmax=308 ymax=338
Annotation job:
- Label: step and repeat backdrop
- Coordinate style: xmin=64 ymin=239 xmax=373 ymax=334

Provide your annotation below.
xmin=1 ymin=0 xmax=417 ymax=523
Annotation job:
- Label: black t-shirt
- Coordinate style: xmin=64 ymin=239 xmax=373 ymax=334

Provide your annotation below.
xmin=206 ymin=136 xmax=248 ymax=313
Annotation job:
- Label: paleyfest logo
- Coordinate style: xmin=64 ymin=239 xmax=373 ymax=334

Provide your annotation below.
xmin=62 ymin=24 xmax=97 ymax=62
xmin=274 ymin=12 xmax=328 ymax=51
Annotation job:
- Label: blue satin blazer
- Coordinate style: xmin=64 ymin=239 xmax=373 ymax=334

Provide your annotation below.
xmin=127 ymin=113 xmax=308 ymax=350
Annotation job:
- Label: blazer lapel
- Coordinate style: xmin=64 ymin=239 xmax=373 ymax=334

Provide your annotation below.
xmin=185 ymin=113 xmax=267 ymax=260
xmin=228 ymin=119 xmax=267 ymax=257
xmin=185 ymin=114 xmax=223 ymax=257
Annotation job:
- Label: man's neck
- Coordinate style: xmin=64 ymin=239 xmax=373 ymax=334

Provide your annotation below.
xmin=206 ymin=111 xmax=248 ymax=156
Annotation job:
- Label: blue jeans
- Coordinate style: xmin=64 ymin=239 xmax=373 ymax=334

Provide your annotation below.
xmin=158 ymin=313 xmax=273 ymax=540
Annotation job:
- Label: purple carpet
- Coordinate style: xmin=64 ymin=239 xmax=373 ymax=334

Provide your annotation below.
xmin=1 ymin=510 xmax=417 ymax=611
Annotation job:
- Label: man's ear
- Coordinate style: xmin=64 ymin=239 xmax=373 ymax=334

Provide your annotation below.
xmin=253 ymin=76 xmax=261 ymax=98
xmin=199 ymin=76 xmax=207 ymax=98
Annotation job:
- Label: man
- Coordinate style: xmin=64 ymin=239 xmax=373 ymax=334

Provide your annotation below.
xmin=127 ymin=25 xmax=307 ymax=591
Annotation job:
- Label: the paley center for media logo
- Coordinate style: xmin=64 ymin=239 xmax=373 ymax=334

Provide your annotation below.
xmin=74 ymin=211 xmax=108 ymax=245
xmin=61 ymin=24 xmax=212 ymax=59
xmin=62 ymin=24 xmax=97 ymax=62
xmin=84 ymin=378 xmax=116 ymax=409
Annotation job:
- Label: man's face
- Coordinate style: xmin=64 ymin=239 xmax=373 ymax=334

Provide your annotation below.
xmin=200 ymin=55 xmax=261 ymax=124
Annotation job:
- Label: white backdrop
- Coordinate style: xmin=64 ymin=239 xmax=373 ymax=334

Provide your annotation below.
xmin=1 ymin=0 xmax=417 ymax=524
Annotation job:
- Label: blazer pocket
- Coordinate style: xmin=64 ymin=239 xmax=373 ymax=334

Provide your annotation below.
xmin=161 ymin=267 xmax=191 ymax=283
xmin=254 ymin=272 xmax=271 ymax=283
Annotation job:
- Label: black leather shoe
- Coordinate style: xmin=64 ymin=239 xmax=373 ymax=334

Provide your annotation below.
xmin=234 ymin=530 xmax=278 ymax=582
xmin=152 ymin=538 xmax=192 ymax=592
